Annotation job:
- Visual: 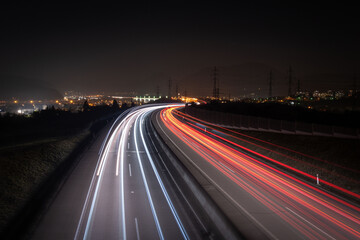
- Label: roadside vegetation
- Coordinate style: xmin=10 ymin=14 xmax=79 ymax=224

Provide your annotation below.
xmin=196 ymin=101 xmax=360 ymax=128
xmin=185 ymin=102 xmax=360 ymax=202
xmin=224 ymin=129 xmax=360 ymax=196
xmin=0 ymin=102 xmax=124 ymax=236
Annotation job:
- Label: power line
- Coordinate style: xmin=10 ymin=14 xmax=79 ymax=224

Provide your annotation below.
xmin=354 ymin=73 xmax=357 ymax=93
xmin=212 ymin=66 xmax=219 ymax=99
xmin=168 ymin=77 xmax=172 ymax=98
xmin=156 ymin=85 xmax=160 ymax=97
xmin=175 ymin=84 xmax=179 ymax=98
xmin=288 ymin=66 xmax=292 ymax=96
xmin=269 ymin=70 xmax=273 ymax=98
xmin=297 ymin=77 xmax=301 ymax=93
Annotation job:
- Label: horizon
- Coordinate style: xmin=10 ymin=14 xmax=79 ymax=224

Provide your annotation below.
xmin=1 ymin=2 xmax=359 ymax=98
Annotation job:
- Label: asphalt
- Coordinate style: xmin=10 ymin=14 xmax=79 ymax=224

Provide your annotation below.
xmin=30 ymin=105 xmax=225 ymax=240
xmin=28 ymin=103 xmax=360 ymax=240
xmin=155 ymin=107 xmax=360 ymax=240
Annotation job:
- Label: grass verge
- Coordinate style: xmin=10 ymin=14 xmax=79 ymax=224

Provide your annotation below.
xmin=0 ymin=130 xmax=90 ymax=236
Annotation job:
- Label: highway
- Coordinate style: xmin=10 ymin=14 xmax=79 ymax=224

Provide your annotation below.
xmin=155 ymin=106 xmax=360 ymax=240
xmin=30 ymin=103 xmax=360 ymax=240
xmin=31 ymin=104 xmax=233 ymax=240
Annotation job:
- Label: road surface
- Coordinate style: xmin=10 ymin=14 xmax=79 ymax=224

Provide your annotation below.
xmin=155 ymin=106 xmax=360 ymax=240
xmin=31 ymin=105 xmax=227 ymax=240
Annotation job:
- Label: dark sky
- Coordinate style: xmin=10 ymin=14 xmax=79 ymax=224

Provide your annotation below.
xmin=0 ymin=1 xmax=359 ymax=97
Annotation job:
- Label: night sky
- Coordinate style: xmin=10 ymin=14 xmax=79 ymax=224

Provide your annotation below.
xmin=0 ymin=1 xmax=359 ymax=98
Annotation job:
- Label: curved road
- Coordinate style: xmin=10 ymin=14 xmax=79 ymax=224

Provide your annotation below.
xmin=155 ymin=106 xmax=360 ymax=240
xmin=31 ymin=105 xmax=225 ymax=240
xmin=31 ymin=104 xmax=360 ymax=240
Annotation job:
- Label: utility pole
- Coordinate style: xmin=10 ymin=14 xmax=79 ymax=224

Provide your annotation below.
xmin=175 ymin=84 xmax=179 ymax=98
xmin=269 ymin=70 xmax=273 ymax=98
xmin=288 ymin=66 xmax=292 ymax=96
xmin=156 ymin=85 xmax=160 ymax=98
xmin=217 ymin=68 xmax=220 ymax=99
xmin=297 ymin=77 xmax=300 ymax=94
xmin=212 ymin=66 xmax=219 ymax=99
xmin=354 ymin=73 xmax=357 ymax=93
xmin=352 ymin=73 xmax=357 ymax=110
xmin=213 ymin=66 xmax=217 ymax=99
xmin=168 ymin=78 xmax=172 ymax=98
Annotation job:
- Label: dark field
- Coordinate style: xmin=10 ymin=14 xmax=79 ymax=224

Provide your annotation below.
xmin=184 ymin=103 xmax=360 ymax=201
xmin=0 ymin=132 xmax=89 ymax=234
xmin=226 ymin=129 xmax=360 ymax=195
xmin=0 ymin=106 xmax=122 ymax=236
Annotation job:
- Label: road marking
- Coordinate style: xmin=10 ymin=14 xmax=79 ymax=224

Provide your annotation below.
xmin=286 ymin=207 xmax=336 ymax=240
xmin=76 ymin=110 xmax=137 ymax=240
xmin=135 ymin=218 xmax=140 ymax=240
xmin=97 ymin=111 xmax=137 ymax=176
xmin=98 ymin=108 xmax=131 ymax=156
xmin=134 ymin=113 xmax=164 ymax=240
xmin=140 ymin=111 xmax=189 ymax=240
xmin=148 ymin=130 xmax=207 ymax=232
xmin=156 ymin=114 xmax=276 ymax=240
xmin=129 ymin=131 xmax=131 ymax=136
xmin=74 ymin=138 xmax=106 ymax=240
xmin=128 ymin=143 xmax=130 ymax=149
xmin=129 ymin=163 xmax=132 ymax=177
xmin=116 ymin=128 xmax=125 ymax=176
xmin=218 ymin=161 xmax=235 ymax=173
xmin=152 ymin=139 xmax=159 ymax=153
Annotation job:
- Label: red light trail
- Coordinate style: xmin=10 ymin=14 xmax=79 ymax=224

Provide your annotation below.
xmin=160 ymin=106 xmax=360 ymax=239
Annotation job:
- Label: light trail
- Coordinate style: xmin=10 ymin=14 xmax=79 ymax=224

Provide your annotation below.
xmin=171 ymin=108 xmax=360 ymax=199
xmin=160 ymin=106 xmax=360 ymax=239
xmin=134 ymin=110 xmax=165 ymax=240
xmin=173 ymin=110 xmax=360 ymax=209
xmin=75 ymin=104 xmax=188 ymax=240
xmin=97 ymin=111 xmax=137 ymax=176
xmin=98 ymin=108 xmax=132 ymax=156
xmin=175 ymin=109 xmax=360 ymax=176
xmin=74 ymin=111 xmax=129 ymax=240
xmin=139 ymin=110 xmax=189 ymax=240
xmin=79 ymin=111 xmax=139 ymax=240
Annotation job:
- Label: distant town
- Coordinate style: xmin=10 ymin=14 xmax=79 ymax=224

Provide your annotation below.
xmin=0 ymin=87 xmax=359 ymax=117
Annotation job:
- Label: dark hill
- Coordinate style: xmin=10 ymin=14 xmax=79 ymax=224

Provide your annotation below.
xmin=0 ymin=75 xmax=62 ymax=100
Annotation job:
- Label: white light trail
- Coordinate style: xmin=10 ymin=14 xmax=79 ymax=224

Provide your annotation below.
xmin=74 ymin=104 xmax=185 ymax=240
xmin=134 ymin=110 xmax=165 ymax=240
xmin=139 ymin=111 xmax=189 ymax=240
xmin=75 ymin=110 xmax=135 ymax=240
